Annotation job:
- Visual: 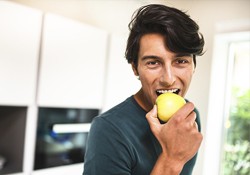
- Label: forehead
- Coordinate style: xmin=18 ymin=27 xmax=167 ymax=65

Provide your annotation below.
xmin=138 ymin=33 xmax=193 ymax=60
xmin=140 ymin=33 xmax=166 ymax=48
xmin=138 ymin=33 xmax=173 ymax=58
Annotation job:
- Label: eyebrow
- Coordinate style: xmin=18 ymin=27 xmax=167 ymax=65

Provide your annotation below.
xmin=141 ymin=55 xmax=161 ymax=61
xmin=141 ymin=53 xmax=192 ymax=61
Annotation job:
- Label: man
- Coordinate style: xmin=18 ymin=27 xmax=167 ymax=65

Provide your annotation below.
xmin=83 ymin=4 xmax=204 ymax=175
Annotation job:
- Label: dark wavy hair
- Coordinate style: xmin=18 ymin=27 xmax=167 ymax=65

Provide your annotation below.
xmin=125 ymin=4 xmax=204 ymax=67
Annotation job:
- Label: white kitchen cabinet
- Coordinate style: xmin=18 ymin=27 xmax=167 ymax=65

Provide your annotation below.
xmin=0 ymin=1 xmax=109 ymax=175
xmin=0 ymin=1 xmax=42 ymax=106
xmin=0 ymin=1 xmax=42 ymax=175
xmin=38 ymin=13 xmax=108 ymax=109
xmin=102 ymin=34 xmax=141 ymax=112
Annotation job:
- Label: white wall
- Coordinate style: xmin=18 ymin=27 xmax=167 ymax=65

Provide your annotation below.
xmin=7 ymin=0 xmax=250 ymax=174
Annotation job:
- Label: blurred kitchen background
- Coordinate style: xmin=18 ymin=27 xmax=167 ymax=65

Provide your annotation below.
xmin=0 ymin=0 xmax=249 ymax=175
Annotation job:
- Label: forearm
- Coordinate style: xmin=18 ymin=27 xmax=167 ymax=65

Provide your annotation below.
xmin=150 ymin=152 xmax=184 ymax=175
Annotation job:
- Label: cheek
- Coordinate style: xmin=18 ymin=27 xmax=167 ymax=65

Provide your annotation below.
xmin=139 ymin=72 xmax=159 ymax=96
xmin=139 ymin=73 xmax=152 ymax=87
xmin=178 ymin=67 xmax=194 ymax=82
xmin=182 ymin=70 xmax=194 ymax=86
xmin=139 ymin=69 xmax=159 ymax=84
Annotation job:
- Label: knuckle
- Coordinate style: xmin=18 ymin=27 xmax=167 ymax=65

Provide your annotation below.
xmin=187 ymin=102 xmax=195 ymax=110
xmin=197 ymin=133 xmax=203 ymax=141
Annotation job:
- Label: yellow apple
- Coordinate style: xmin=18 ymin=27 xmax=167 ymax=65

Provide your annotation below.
xmin=156 ymin=92 xmax=186 ymax=122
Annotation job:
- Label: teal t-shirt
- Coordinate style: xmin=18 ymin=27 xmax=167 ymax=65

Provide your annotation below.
xmin=83 ymin=96 xmax=201 ymax=175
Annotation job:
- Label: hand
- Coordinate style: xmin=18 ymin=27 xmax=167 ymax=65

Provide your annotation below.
xmin=146 ymin=102 xmax=203 ymax=165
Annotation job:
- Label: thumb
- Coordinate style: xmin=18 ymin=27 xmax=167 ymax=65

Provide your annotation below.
xmin=145 ymin=105 xmax=161 ymax=134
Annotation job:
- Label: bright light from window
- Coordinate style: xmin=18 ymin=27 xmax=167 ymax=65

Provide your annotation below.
xmin=203 ymin=31 xmax=250 ymax=175
xmin=221 ymin=41 xmax=250 ymax=175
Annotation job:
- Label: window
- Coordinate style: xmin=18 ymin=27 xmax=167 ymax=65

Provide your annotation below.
xmin=221 ymin=41 xmax=250 ymax=175
xmin=203 ymin=31 xmax=250 ymax=175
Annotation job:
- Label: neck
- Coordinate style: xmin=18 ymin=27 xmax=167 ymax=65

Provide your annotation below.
xmin=133 ymin=88 xmax=152 ymax=112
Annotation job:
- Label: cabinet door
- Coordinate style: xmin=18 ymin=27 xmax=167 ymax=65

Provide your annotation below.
xmin=102 ymin=34 xmax=140 ymax=112
xmin=38 ymin=13 xmax=108 ymax=109
xmin=0 ymin=1 xmax=42 ymax=105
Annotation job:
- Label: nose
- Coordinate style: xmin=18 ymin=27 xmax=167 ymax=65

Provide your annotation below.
xmin=160 ymin=64 xmax=176 ymax=86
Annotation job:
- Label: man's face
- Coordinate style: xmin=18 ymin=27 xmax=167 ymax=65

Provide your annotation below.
xmin=133 ymin=33 xmax=195 ymax=111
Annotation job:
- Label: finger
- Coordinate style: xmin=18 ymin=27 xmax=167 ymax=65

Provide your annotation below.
xmin=145 ymin=105 xmax=161 ymax=133
xmin=171 ymin=102 xmax=195 ymax=121
xmin=145 ymin=105 xmax=159 ymax=123
xmin=186 ymin=111 xmax=196 ymax=123
xmin=183 ymin=110 xmax=198 ymax=130
xmin=184 ymin=102 xmax=195 ymax=118
xmin=194 ymin=122 xmax=198 ymax=130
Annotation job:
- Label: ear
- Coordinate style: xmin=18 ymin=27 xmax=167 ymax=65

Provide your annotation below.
xmin=131 ymin=63 xmax=139 ymax=76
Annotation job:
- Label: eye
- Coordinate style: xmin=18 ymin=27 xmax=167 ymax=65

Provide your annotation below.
xmin=146 ymin=60 xmax=161 ymax=68
xmin=147 ymin=61 xmax=158 ymax=65
xmin=176 ymin=59 xmax=189 ymax=64
xmin=173 ymin=56 xmax=193 ymax=68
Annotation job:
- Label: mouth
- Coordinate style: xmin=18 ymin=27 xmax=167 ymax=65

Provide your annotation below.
xmin=156 ymin=89 xmax=180 ymax=96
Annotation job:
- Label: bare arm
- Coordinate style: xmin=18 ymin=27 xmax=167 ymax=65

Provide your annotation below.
xmin=146 ymin=103 xmax=203 ymax=175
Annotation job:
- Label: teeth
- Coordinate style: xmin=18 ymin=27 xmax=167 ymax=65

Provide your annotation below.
xmin=157 ymin=89 xmax=178 ymax=94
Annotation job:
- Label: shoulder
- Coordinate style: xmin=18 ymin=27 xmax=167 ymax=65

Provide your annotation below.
xmin=88 ymin=95 xmax=147 ymax=142
xmin=95 ymin=96 xmax=142 ymax=123
xmin=89 ymin=96 xmax=137 ymax=134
